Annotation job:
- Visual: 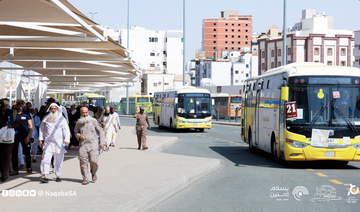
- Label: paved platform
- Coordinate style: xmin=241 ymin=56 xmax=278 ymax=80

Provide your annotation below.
xmin=0 ymin=126 xmax=222 ymax=212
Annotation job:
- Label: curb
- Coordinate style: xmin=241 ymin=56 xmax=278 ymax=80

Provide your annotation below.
xmin=153 ymin=137 xmax=179 ymax=152
xmin=119 ymin=158 xmax=223 ymax=212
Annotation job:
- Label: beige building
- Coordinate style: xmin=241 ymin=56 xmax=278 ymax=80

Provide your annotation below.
xmin=141 ymin=74 xmax=190 ymax=95
xmin=258 ymin=10 xmax=354 ymax=75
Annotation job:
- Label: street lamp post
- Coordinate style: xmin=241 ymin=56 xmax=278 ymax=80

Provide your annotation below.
xmin=282 ymin=0 xmax=287 ymax=65
xmin=126 ymin=0 xmax=130 ymax=115
xmin=182 ymin=0 xmax=186 ymax=86
xmin=88 ymin=11 xmax=98 ymax=21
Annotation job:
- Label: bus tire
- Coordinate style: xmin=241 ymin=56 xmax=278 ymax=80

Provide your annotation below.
xmin=248 ymin=128 xmax=256 ymax=153
xmin=169 ymin=119 xmax=174 ymax=131
xmin=158 ymin=117 xmax=162 ymax=129
xmin=338 ymin=161 xmax=349 ymax=166
xmin=199 ymin=128 xmax=205 ymax=132
xmin=271 ymin=133 xmax=283 ymax=164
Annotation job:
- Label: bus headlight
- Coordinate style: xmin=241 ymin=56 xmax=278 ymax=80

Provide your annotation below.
xmin=178 ymin=120 xmax=186 ymax=124
xmin=205 ymin=120 xmax=211 ymax=123
xmin=353 ymin=143 xmax=360 ymax=149
xmin=286 ymin=139 xmax=308 ymax=148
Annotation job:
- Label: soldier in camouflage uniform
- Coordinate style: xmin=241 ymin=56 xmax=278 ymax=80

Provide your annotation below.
xmin=133 ymin=107 xmax=151 ymax=150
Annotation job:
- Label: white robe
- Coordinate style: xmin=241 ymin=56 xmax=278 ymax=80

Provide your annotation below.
xmin=39 ymin=108 xmax=70 ymax=176
xmin=100 ymin=114 xmax=115 ymax=147
xmin=111 ymin=112 xmax=121 ymax=144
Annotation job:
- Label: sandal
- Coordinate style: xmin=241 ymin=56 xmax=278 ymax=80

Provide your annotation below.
xmin=9 ymin=170 xmax=19 ymax=176
xmin=82 ymin=180 xmax=89 ymax=185
xmin=18 ymin=165 xmax=25 ymax=169
xmin=92 ymin=174 xmax=97 ymax=182
xmin=27 ymin=168 xmax=32 ymax=173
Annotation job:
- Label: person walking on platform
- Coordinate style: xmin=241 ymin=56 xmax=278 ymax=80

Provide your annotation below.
xmin=134 ymin=107 xmax=151 ymax=150
xmin=99 ymin=107 xmax=116 ymax=150
xmin=39 ymin=103 xmax=70 ymax=183
xmin=110 ymin=106 xmax=121 ymax=147
xmin=74 ymin=107 xmax=104 ymax=185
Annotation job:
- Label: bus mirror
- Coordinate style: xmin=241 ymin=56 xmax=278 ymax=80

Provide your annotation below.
xmin=212 ymin=99 xmax=215 ymax=105
xmin=281 ymin=87 xmax=289 ymax=102
xmin=175 ymin=98 xmax=178 ymax=104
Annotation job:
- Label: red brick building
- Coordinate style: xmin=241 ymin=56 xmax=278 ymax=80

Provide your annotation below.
xmin=203 ymin=11 xmax=252 ymax=59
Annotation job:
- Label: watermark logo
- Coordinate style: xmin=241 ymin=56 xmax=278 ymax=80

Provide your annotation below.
xmin=270 ymin=186 xmax=289 ymax=201
xmin=292 ymin=186 xmax=309 ymax=201
xmin=2 ymin=190 xmax=8 ymax=197
xmin=38 ymin=190 xmax=44 ymax=197
xmin=311 ymin=185 xmax=342 ymax=202
xmin=30 ymin=190 xmax=36 ymax=197
xmin=344 ymin=184 xmax=359 ymax=204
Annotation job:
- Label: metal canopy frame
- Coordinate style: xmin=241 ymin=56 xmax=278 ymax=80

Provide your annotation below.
xmin=0 ymin=0 xmax=138 ymax=94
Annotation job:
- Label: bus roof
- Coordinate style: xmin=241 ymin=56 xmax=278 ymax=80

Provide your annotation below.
xmin=211 ymin=93 xmax=229 ymax=97
xmin=155 ymin=86 xmax=210 ymax=94
xmin=77 ymin=93 xmax=106 ymax=98
xmin=245 ymin=62 xmax=360 ymax=81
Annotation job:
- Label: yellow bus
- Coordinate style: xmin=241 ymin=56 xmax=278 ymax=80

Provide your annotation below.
xmin=211 ymin=93 xmax=242 ymax=118
xmin=76 ymin=93 xmax=107 ymax=107
xmin=144 ymin=95 xmax=153 ymax=113
xmin=120 ymin=95 xmax=152 ymax=115
xmin=241 ymin=62 xmax=360 ymax=164
xmin=153 ymin=87 xmax=212 ymax=132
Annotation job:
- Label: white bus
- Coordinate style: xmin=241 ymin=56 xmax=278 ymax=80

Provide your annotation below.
xmin=153 ymin=87 xmax=212 ymax=131
xmin=241 ymin=62 xmax=360 ymax=164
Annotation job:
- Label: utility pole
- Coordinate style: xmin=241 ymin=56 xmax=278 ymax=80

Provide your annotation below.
xmin=182 ymin=0 xmax=186 ymax=86
xmin=126 ymin=0 xmax=130 ymax=115
xmin=282 ymin=0 xmax=287 ymax=65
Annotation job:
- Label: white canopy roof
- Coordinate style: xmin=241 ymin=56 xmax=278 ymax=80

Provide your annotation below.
xmin=0 ymin=0 xmax=138 ymax=92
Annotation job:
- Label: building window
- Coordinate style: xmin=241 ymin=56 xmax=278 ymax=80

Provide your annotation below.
xmin=246 ymin=24 xmax=248 ymax=26
xmin=213 ymin=41 xmax=216 ymax=44
xmin=225 ymin=47 xmax=228 ymax=50
xmin=238 ymin=29 xmax=240 ymax=32
xmin=238 ymin=41 xmax=240 ymax=44
xmin=163 ymin=50 xmax=167 ymax=55
xmin=153 ymin=83 xmax=158 ymax=87
xmin=213 ymin=35 xmax=216 ymax=37
xmin=341 ymin=61 xmax=346 ymax=66
xmin=246 ymin=64 xmax=249 ymax=68
xmin=271 ymin=62 xmax=275 ymax=69
xmin=246 ymin=73 xmax=249 ymax=77
xmin=213 ymin=23 xmax=216 ymax=25
xmin=225 ymin=29 xmax=228 ymax=32
xmin=288 ymin=60 xmax=291 ymax=64
xmin=238 ymin=35 xmax=240 ymax=38
xmin=327 ymin=48 xmax=332 ymax=56
xmin=314 ymin=60 xmax=319 ymax=63
xmin=214 ymin=29 xmax=216 ymax=31
xmin=225 ymin=23 xmax=228 ymax=25
xmin=232 ymin=29 xmax=234 ymax=32
xmin=278 ymin=61 xmax=281 ymax=67
xmin=163 ymin=62 xmax=167 ymax=66
xmin=261 ymin=63 xmax=265 ymax=70
xmin=238 ymin=47 xmax=240 ymax=50
xmin=271 ymin=50 xmax=274 ymax=57
xmin=245 ymin=36 xmax=248 ymax=38
xmin=238 ymin=24 xmax=241 ymax=26
xmin=341 ymin=48 xmax=346 ymax=56
xmin=213 ymin=47 xmax=216 ymax=49
xmin=225 ymin=41 xmax=228 ymax=44
xmin=314 ymin=47 xmax=319 ymax=55
xmin=232 ymin=35 xmax=234 ymax=38
xmin=288 ymin=48 xmax=291 ymax=55
xmin=235 ymin=70 xmax=239 ymax=74
xmin=149 ymin=37 xmax=158 ymax=42
xmin=278 ymin=49 xmax=281 ymax=56
xmin=150 ymin=64 xmax=155 ymax=67
xmin=232 ymin=23 xmax=234 ymax=26
xmin=245 ymin=30 xmax=248 ymax=32
xmin=235 ymin=80 xmax=239 ymax=83
xmin=225 ymin=35 xmax=228 ymax=38
xmin=232 ymin=41 xmax=234 ymax=44
xmin=327 ymin=61 xmax=333 ymax=66
xmin=150 ymin=52 xmax=155 ymax=56
xmin=262 ymin=51 xmax=265 ymax=58
xmin=245 ymin=42 xmax=248 ymax=44
xmin=164 ymin=83 xmax=169 ymax=85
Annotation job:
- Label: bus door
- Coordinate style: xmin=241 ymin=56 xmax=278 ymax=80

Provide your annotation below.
xmin=255 ymin=82 xmax=262 ymax=147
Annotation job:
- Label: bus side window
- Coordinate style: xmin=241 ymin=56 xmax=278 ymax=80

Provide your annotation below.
xmin=267 ymin=80 xmax=270 ymax=89
xmin=261 ymin=81 xmax=264 ymax=89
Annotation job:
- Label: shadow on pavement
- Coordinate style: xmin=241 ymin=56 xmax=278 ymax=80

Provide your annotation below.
xmin=150 ymin=126 xmax=208 ymax=134
xmin=210 ymin=146 xmax=360 ymax=170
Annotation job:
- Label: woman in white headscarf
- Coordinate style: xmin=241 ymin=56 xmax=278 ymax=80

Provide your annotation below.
xmin=38 ymin=103 xmax=70 ymax=183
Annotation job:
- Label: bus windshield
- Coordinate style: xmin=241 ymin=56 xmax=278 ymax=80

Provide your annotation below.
xmin=177 ymin=93 xmax=211 ymax=115
xmin=137 ymin=97 xmax=149 ymax=103
xmin=287 ymin=76 xmax=360 ymax=129
xmin=230 ymin=96 xmax=242 ymax=104
xmin=89 ymin=98 xmax=106 ymax=107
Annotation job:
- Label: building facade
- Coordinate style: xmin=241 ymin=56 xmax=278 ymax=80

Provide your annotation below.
xmin=203 ymin=11 xmax=252 ymax=59
xmin=106 ymin=26 xmax=183 ymax=76
xmin=258 ymin=10 xmax=354 ymax=75
xmin=355 ymin=31 xmax=360 ymax=69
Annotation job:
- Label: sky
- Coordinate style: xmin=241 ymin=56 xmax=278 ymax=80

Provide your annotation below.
xmin=70 ymin=0 xmax=360 ymax=63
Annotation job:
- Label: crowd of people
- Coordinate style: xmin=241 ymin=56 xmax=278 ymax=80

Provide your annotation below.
xmin=0 ymin=97 xmax=122 ymax=185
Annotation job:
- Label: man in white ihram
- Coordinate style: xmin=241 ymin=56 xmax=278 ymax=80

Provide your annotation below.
xmin=39 ymin=103 xmax=70 ymax=183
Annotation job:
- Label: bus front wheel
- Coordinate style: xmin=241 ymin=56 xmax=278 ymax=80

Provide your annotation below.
xmin=158 ymin=117 xmax=162 ymax=129
xmin=248 ymin=128 xmax=256 ymax=153
xmin=199 ymin=128 xmax=204 ymax=132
